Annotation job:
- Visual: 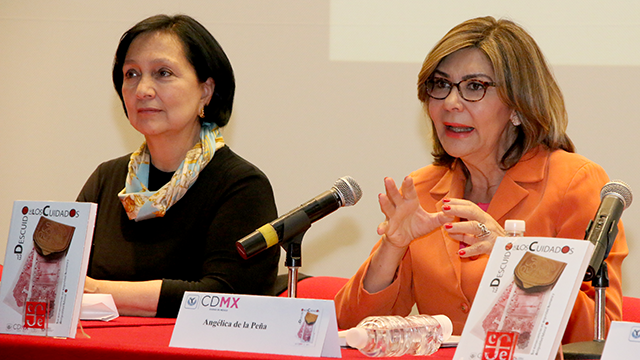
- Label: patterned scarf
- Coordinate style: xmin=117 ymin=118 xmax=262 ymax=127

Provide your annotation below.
xmin=118 ymin=123 xmax=225 ymax=221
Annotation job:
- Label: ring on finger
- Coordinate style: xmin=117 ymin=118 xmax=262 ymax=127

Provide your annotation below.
xmin=477 ymin=222 xmax=491 ymax=238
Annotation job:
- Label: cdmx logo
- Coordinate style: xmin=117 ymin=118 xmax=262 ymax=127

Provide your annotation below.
xmin=200 ymin=295 xmax=240 ymax=309
xmin=183 ymin=294 xmax=240 ymax=310
xmin=185 ymin=294 xmax=200 ymax=310
xmin=629 ymin=327 xmax=640 ymax=342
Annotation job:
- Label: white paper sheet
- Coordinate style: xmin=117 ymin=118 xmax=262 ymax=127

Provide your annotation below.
xmin=80 ymin=293 xmax=119 ymax=321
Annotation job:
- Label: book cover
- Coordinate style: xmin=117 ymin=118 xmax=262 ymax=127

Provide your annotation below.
xmin=453 ymin=237 xmax=594 ymax=360
xmin=0 ymin=201 xmax=97 ymax=338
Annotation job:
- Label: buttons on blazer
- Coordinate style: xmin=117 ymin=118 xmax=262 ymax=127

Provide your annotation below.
xmin=461 ymin=303 xmax=470 ymax=313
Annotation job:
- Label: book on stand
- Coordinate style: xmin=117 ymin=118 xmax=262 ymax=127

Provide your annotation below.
xmin=0 ymin=201 xmax=97 ymax=338
xmin=453 ymin=236 xmax=594 ymax=360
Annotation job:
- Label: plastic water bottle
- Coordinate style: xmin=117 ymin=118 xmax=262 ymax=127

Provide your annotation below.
xmin=344 ymin=314 xmax=453 ymax=357
xmin=505 ymin=219 xmax=525 ymax=237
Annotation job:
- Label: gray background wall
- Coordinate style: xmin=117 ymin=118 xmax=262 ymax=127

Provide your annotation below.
xmin=2 ymin=1 xmax=639 ymax=297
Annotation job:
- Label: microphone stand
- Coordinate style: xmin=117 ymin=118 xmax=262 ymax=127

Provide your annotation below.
xmin=277 ymin=210 xmax=311 ymax=298
xmin=284 ymin=232 xmax=306 ymax=298
xmin=563 ymin=262 xmax=609 ymax=359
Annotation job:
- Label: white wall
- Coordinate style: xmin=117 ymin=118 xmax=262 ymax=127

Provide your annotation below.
xmin=1 ymin=1 xmax=639 ymax=297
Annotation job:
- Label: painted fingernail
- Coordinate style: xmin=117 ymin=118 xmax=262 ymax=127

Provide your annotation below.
xmin=458 ymin=250 xmax=466 ymax=256
xmin=443 ymin=205 xmax=451 ymax=211
xmin=443 ymin=198 xmax=451 ymax=203
xmin=444 ymin=223 xmax=453 ymax=229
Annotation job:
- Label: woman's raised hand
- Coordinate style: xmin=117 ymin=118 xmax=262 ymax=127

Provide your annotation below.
xmin=377 ymin=176 xmax=454 ymax=249
xmin=364 ymin=176 xmax=454 ymax=293
xmin=441 ymin=198 xmax=506 ymax=257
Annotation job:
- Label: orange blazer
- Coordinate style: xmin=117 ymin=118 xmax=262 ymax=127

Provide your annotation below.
xmin=335 ymin=147 xmax=627 ymax=344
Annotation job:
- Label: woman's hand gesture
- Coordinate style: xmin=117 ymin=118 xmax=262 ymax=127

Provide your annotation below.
xmin=377 ymin=176 xmax=453 ymax=249
xmin=364 ymin=176 xmax=454 ymax=293
xmin=441 ymin=198 xmax=506 ymax=257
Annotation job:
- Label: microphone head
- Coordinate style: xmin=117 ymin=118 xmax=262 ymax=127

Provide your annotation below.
xmin=601 ymin=180 xmax=633 ymax=210
xmin=333 ymin=176 xmax=363 ymax=206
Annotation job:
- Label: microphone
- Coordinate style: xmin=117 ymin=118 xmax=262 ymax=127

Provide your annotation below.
xmin=236 ymin=176 xmax=363 ymax=259
xmin=583 ymin=180 xmax=632 ymax=281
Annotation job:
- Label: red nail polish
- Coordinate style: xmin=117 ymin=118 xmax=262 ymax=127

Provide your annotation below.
xmin=445 ymin=223 xmax=453 ymax=229
xmin=443 ymin=205 xmax=451 ymax=211
xmin=459 ymin=250 xmax=466 ymax=256
xmin=443 ymin=198 xmax=451 ymax=203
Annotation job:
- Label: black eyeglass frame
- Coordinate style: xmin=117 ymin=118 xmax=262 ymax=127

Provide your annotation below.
xmin=425 ymin=78 xmax=497 ymax=102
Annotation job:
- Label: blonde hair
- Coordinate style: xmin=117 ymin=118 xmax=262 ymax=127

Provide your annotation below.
xmin=417 ymin=16 xmax=574 ymax=168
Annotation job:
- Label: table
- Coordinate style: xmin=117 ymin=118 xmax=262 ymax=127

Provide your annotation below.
xmin=0 ymin=317 xmax=457 ymax=360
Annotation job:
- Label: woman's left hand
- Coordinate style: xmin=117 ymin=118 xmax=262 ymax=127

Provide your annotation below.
xmin=441 ymin=198 xmax=506 ymax=257
xmin=84 ymin=276 xmax=99 ymax=293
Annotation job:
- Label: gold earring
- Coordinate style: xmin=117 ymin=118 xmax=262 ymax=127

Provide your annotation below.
xmin=199 ymin=108 xmax=205 ymax=118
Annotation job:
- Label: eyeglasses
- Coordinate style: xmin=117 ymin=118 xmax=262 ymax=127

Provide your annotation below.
xmin=425 ymin=78 xmax=496 ymax=102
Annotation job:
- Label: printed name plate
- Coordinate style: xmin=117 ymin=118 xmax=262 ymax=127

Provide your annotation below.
xmin=601 ymin=321 xmax=640 ymax=359
xmin=169 ymin=292 xmax=341 ymax=358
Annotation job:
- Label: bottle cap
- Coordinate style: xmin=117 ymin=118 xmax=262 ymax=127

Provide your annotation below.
xmin=505 ymin=219 xmax=525 ymax=233
xmin=432 ymin=315 xmax=453 ymax=342
xmin=344 ymin=327 xmax=369 ymax=349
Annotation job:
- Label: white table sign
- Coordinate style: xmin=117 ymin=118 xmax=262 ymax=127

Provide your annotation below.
xmin=169 ymin=292 xmax=341 ymax=358
xmin=601 ymin=321 xmax=640 ymax=359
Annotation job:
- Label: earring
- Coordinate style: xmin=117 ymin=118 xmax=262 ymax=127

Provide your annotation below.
xmin=198 ymin=108 xmax=205 ymax=119
xmin=510 ymin=113 xmax=521 ymax=126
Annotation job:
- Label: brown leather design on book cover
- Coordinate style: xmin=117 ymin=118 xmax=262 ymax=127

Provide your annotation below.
xmin=514 ymin=252 xmax=566 ymax=293
xmin=33 ymin=217 xmax=75 ymax=259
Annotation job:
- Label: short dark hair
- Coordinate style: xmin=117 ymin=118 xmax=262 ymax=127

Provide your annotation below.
xmin=112 ymin=14 xmax=235 ymax=126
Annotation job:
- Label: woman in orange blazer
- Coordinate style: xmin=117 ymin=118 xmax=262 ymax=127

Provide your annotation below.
xmin=334 ymin=16 xmax=627 ymax=345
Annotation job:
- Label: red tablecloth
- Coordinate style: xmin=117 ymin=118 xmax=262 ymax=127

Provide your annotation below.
xmin=0 ymin=317 xmax=457 ymax=360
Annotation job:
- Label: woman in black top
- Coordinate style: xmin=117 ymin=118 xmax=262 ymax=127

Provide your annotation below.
xmin=78 ymin=14 xmax=279 ymax=317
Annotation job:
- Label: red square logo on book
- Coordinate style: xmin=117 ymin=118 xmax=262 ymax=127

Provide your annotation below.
xmin=483 ymin=331 xmax=518 ymax=360
xmin=24 ymin=301 xmax=48 ymax=329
